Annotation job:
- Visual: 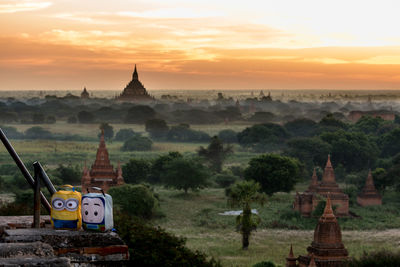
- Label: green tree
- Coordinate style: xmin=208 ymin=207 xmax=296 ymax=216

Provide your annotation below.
xmin=198 ymin=136 xmax=233 ymax=173
xmin=371 ymin=168 xmax=388 ymax=194
xmin=284 ymin=137 xmax=331 ymax=172
xmin=122 ymin=159 xmax=152 ymax=184
xmin=115 ymin=128 xmax=136 ymax=141
xmin=244 ymin=154 xmax=301 ymax=196
xmin=124 ymin=105 xmax=156 ymax=124
xmin=98 ymin=122 xmax=114 ymax=140
xmin=320 ymin=130 xmax=379 ymax=172
xmin=237 ymin=123 xmax=290 ymax=151
xmin=121 ymin=136 xmax=153 ymax=151
xmin=227 ymin=180 xmax=267 ymax=249
xmin=77 ymin=110 xmax=95 ymax=123
xmin=149 ymin=152 xmax=183 ymax=184
xmin=108 ymin=184 xmax=159 ymax=219
xmin=380 ymin=128 xmax=400 ymax=157
xmin=352 ymin=115 xmax=385 ymax=135
xmin=162 ymin=158 xmax=209 ymax=194
xmin=319 ymin=113 xmax=348 ymax=132
xmin=284 ymin=118 xmax=318 ymax=137
xmin=145 ymin=119 xmax=169 ymax=139
xmin=53 ymin=164 xmax=81 ymax=185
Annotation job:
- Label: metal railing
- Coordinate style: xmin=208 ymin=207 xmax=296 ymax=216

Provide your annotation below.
xmin=0 ymin=128 xmax=57 ymax=227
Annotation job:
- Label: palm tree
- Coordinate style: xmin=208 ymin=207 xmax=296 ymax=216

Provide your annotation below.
xmin=227 ymin=180 xmax=267 ymax=249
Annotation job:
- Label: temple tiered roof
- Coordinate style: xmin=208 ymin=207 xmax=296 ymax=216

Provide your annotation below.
xmin=116 ymin=65 xmax=153 ymax=102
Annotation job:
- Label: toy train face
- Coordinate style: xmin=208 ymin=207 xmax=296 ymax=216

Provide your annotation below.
xmin=82 ymin=196 xmax=106 ymax=231
xmin=51 ymin=192 xmax=81 ymax=229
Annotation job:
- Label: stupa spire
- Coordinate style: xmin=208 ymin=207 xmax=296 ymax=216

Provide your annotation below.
xmin=322 ymin=154 xmax=336 ymax=183
xmin=286 ymin=244 xmax=297 ymax=267
xmin=321 ymin=195 xmax=336 ymax=220
xmin=133 ymin=64 xmax=138 ymax=80
xmin=365 ymin=169 xmax=374 ymax=187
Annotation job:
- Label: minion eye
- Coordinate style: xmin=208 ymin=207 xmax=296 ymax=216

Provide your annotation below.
xmin=65 ymin=199 xmax=78 ymax=211
xmin=52 ymin=199 xmax=64 ymax=210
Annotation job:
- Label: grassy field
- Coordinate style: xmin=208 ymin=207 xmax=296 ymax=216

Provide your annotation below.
xmin=0 ymin=122 xmax=257 ymax=168
xmin=154 ymin=187 xmax=400 ymax=266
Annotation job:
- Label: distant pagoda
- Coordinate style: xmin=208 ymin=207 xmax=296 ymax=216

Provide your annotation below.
xmin=81 ymin=130 xmax=124 ymax=193
xmin=81 ymin=87 xmax=89 ymax=99
xmin=357 ymin=170 xmax=382 ymax=206
xmin=116 ymin=65 xmax=154 ymax=102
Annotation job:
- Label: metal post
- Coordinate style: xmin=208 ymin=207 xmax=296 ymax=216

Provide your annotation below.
xmin=0 ymin=128 xmax=51 ymax=213
xmin=33 ymin=170 xmax=41 ymax=228
xmin=33 ymin=162 xmax=56 ymax=195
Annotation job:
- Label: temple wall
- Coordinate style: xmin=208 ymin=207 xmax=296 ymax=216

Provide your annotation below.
xmin=356 ymin=196 xmax=382 ymax=207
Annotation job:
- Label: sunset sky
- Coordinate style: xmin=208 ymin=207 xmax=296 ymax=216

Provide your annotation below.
xmin=1 ymin=0 xmax=400 ymax=90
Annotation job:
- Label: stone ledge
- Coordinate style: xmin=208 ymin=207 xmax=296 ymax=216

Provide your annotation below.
xmin=0 ymin=242 xmax=53 ymax=258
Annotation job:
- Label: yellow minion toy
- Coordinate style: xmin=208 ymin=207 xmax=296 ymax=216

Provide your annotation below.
xmin=51 ymin=185 xmax=82 ymax=230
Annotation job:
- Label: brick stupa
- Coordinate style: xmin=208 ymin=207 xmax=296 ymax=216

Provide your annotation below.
xmin=293 ymin=169 xmax=319 ymax=217
xmin=289 ymin=197 xmax=348 ymax=267
xmin=81 ymin=130 xmax=124 ymax=193
xmin=294 ymin=156 xmax=349 ymax=217
xmin=356 ymin=170 xmax=382 ymax=206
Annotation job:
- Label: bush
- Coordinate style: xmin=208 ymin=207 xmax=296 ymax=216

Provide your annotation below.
xmin=115 ymin=213 xmax=221 ymax=266
xmin=108 ymin=184 xmax=159 ymax=220
xmin=166 ymin=124 xmax=210 ymax=142
xmin=1 ymin=126 xmax=24 ymax=139
xmin=214 ymin=174 xmax=238 ymax=188
xmin=122 ymin=159 xmax=152 ymax=184
xmin=25 ymin=126 xmax=53 ymax=139
xmin=52 ymin=164 xmax=81 ymax=185
xmin=121 ymin=136 xmax=153 ymax=151
xmin=252 ymin=261 xmax=276 ymax=267
xmin=115 ymin=128 xmax=136 ymax=141
xmin=348 ymin=250 xmax=400 ymax=266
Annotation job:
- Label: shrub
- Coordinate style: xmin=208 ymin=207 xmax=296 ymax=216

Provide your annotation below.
xmin=108 ymin=184 xmax=159 ymax=220
xmin=115 ymin=128 xmax=136 ymax=141
xmin=114 ymin=213 xmax=221 ymax=266
xmin=252 ymin=261 xmax=276 ymax=267
xmin=348 ymin=250 xmax=400 ymax=266
xmin=25 ymin=126 xmax=52 ymax=139
xmin=121 ymin=136 xmax=153 ymax=151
